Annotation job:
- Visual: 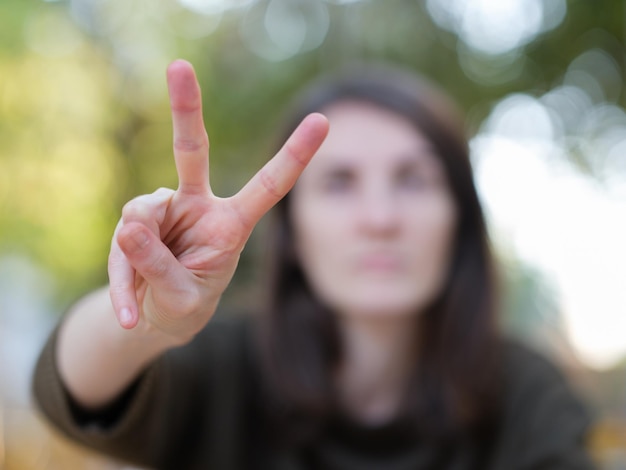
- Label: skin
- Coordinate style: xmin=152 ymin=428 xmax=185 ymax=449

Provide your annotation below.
xmin=57 ymin=65 xmax=457 ymax=424
xmin=291 ymin=101 xmax=458 ymax=319
xmin=56 ymin=60 xmax=328 ymax=408
xmin=289 ymin=101 xmax=458 ymax=422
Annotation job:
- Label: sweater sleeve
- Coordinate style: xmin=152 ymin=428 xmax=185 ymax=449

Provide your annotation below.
xmin=31 ymin=313 xmax=252 ymax=470
xmin=489 ymin=341 xmax=597 ymax=470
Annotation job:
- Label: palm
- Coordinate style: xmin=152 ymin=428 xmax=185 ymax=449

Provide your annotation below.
xmin=162 ymin=195 xmax=246 ymax=273
xmin=108 ymin=60 xmax=328 ymax=338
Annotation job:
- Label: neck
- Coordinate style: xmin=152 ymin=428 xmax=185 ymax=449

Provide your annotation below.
xmin=334 ymin=313 xmax=418 ymax=425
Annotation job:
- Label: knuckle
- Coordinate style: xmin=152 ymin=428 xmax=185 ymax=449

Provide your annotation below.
xmin=153 ymin=187 xmax=175 ymax=199
xmin=108 ymin=283 xmax=130 ymax=303
xmin=258 ymin=168 xmax=282 ymax=199
xmin=121 ymin=197 xmax=146 ymax=222
xmin=283 ymin=141 xmax=307 ymax=166
xmin=107 ymin=250 xmax=125 ymax=271
xmin=145 ymin=257 xmax=169 ymax=279
xmin=122 ymin=190 xmax=172 ymax=225
xmin=174 ymin=135 xmax=208 ymax=154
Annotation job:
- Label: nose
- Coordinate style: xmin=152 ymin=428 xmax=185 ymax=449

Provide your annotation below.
xmin=356 ymin=184 xmax=401 ymax=236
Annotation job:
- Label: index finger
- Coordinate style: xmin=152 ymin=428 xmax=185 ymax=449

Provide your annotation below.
xmin=232 ymin=113 xmax=329 ymax=227
xmin=167 ymin=60 xmax=210 ymax=195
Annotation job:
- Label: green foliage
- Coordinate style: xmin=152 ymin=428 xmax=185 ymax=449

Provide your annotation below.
xmin=1 ymin=0 xmax=624 ymax=312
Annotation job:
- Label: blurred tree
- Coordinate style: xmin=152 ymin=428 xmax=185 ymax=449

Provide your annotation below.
xmin=1 ymin=0 xmax=624 ymax=311
xmin=0 ymin=1 xmax=133 ymax=306
xmin=1 ymin=1 xmax=624 ymax=468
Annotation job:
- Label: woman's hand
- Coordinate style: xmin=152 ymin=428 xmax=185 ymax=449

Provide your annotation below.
xmin=108 ymin=60 xmax=328 ymax=341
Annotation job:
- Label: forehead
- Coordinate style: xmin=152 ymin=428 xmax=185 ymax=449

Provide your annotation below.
xmin=309 ymin=100 xmax=435 ymax=167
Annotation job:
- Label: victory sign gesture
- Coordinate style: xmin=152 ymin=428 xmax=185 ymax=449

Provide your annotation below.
xmin=109 ymin=60 xmax=329 ymax=341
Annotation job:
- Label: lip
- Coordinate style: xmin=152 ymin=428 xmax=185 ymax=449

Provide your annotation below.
xmin=357 ymin=254 xmax=403 ymax=272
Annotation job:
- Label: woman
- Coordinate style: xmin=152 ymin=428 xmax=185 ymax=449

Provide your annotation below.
xmin=33 ymin=60 xmax=594 ymax=469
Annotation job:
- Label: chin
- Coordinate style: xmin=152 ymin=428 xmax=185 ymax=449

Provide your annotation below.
xmin=337 ymin=293 xmax=428 ymax=318
xmin=314 ymin=280 xmax=436 ymax=318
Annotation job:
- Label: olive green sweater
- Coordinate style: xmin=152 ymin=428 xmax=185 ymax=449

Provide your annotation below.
xmin=32 ymin=314 xmax=595 ymax=470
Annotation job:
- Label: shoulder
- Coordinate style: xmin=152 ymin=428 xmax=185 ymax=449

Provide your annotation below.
xmin=498 ymin=338 xmax=591 ymax=420
xmin=501 ymin=339 xmax=570 ymax=391
xmin=489 ymin=338 xmax=595 ymax=468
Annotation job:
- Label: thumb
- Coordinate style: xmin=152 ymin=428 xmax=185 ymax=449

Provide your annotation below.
xmin=117 ymin=222 xmax=191 ymax=297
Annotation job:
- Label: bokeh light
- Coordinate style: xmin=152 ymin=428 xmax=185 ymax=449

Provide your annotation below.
xmin=473 ymin=93 xmax=626 ymax=368
xmin=240 ymin=0 xmax=330 ymax=61
xmin=1 ymin=0 xmax=625 ymax=467
xmin=426 ymin=0 xmax=566 ymax=56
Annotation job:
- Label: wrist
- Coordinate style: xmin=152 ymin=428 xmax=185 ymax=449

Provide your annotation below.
xmin=138 ymin=291 xmax=220 ymax=347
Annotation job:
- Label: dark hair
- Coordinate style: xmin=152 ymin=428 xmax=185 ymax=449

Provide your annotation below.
xmin=257 ymin=62 xmax=501 ymax=444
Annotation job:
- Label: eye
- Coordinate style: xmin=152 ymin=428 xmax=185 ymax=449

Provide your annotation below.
xmin=396 ymin=156 xmax=445 ymax=191
xmin=397 ymin=168 xmax=428 ymax=189
xmin=323 ymin=169 xmax=354 ymax=193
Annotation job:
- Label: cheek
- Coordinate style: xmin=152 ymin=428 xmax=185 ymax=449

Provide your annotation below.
xmin=291 ymin=205 xmax=345 ymax=276
xmin=287 ymin=186 xmax=459 ymax=315
xmin=289 ymin=198 xmax=352 ymax=305
xmin=409 ymin=198 xmax=458 ymax=289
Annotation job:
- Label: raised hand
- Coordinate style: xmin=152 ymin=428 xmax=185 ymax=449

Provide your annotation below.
xmin=108 ymin=60 xmax=329 ymax=341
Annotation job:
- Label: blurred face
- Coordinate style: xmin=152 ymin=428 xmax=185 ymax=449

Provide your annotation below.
xmin=290 ymin=101 xmax=458 ymax=318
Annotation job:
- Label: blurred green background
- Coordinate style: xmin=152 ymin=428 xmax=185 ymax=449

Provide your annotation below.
xmin=1 ymin=0 xmax=625 ymax=468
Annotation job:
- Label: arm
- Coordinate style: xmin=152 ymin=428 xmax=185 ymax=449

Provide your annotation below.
xmin=55 ymin=286 xmax=183 ymax=409
xmin=33 ymin=308 xmax=252 ymax=468
xmin=35 ymin=60 xmax=328 ymax=413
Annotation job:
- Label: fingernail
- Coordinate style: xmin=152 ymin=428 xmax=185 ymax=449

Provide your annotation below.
xmin=120 ymin=308 xmax=133 ymax=326
xmin=128 ymin=229 xmax=149 ymax=253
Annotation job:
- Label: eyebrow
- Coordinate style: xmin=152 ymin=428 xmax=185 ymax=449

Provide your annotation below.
xmin=390 ymin=147 xmax=445 ymax=172
xmin=313 ymin=152 xmax=445 ymax=179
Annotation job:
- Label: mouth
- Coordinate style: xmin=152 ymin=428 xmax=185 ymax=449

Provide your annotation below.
xmin=357 ymin=253 xmax=403 ymax=273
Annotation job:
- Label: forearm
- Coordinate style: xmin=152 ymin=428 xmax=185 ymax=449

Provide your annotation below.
xmin=56 ymin=286 xmax=185 ymax=409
